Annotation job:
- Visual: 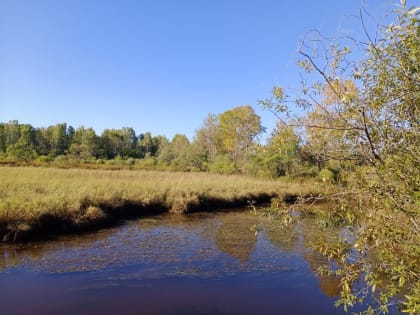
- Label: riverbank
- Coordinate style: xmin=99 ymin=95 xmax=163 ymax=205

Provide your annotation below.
xmin=0 ymin=166 xmax=326 ymax=242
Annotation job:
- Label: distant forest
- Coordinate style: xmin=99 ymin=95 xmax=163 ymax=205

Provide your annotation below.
xmin=0 ymin=105 xmax=308 ymax=177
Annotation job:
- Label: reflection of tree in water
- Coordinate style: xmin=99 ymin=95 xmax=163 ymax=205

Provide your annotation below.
xmin=263 ymin=223 xmax=298 ymax=253
xmin=304 ymin=251 xmax=341 ymax=298
xmin=1 ymin=212 xmax=251 ymax=273
xmin=0 ymin=246 xmax=22 ymax=271
xmin=214 ymin=214 xmax=257 ymax=262
xmin=300 ymin=218 xmax=342 ymax=298
xmin=260 ymin=216 xmax=340 ymax=297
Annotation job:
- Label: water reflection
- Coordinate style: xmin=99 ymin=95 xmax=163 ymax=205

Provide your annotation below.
xmin=0 ymin=211 xmax=344 ymax=282
xmin=0 ymin=210 xmax=346 ymax=315
xmin=214 ymin=213 xmax=257 ymax=261
xmin=263 ymin=222 xmax=298 ymax=253
xmin=304 ymin=251 xmax=341 ymax=297
xmin=300 ymin=218 xmax=342 ymax=298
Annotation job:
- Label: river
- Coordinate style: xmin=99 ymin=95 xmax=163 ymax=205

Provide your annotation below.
xmin=0 ymin=210 xmax=347 ymax=315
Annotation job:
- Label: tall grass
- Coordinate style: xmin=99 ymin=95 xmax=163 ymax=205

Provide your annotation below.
xmin=0 ymin=166 xmax=325 ymax=241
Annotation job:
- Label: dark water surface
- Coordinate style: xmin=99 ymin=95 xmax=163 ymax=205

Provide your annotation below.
xmin=0 ymin=210 xmax=346 ymax=315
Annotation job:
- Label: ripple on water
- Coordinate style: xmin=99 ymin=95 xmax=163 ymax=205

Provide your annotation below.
xmin=0 ymin=210 xmax=347 ymax=315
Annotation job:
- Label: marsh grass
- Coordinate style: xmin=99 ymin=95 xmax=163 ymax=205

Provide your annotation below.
xmin=0 ymin=166 xmax=326 ymax=241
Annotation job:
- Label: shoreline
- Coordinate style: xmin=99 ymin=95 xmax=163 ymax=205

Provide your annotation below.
xmin=0 ymin=193 xmax=292 ymax=243
xmin=0 ymin=166 xmax=317 ymax=243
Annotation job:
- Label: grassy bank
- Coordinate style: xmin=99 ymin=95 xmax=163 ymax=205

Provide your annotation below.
xmin=0 ymin=166 xmax=326 ymax=242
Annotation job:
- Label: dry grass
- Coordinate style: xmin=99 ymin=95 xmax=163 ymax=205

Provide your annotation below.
xmin=0 ymin=166 xmax=325 ymax=241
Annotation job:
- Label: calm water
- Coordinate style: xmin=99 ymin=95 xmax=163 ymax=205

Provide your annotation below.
xmin=0 ymin=210 xmax=347 ymax=315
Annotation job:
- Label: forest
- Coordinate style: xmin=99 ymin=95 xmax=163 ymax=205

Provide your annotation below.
xmin=0 ymin=105 xmax=306 ymax=178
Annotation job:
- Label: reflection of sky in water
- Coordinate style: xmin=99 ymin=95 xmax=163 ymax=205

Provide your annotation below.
xmin=1 ymin=212 xmax=311 ymax=276
xmin=0 ymin=211 xmax=346 ymax=315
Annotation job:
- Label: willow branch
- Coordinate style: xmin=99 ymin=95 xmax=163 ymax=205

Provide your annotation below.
xmin=360 ymin=107 xmax=382 ymax=162
xmin=298 ymin=50 xmax=340 ymax=97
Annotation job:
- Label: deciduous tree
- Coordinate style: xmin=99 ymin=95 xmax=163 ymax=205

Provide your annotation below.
xmin=218 ymin=105 xmax=263 ymax=166
xmin=261 ymin=1 xmax=419 ymax=313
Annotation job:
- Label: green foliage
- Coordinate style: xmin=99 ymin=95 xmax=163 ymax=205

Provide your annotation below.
xmin=0 ymin=105 xmax=268 ymax=175
xmin=217 ymin=105 xmax=263 ymax=166
xmin=192 ymin=105 xmax=264 ymax=174
xmin=6 ymin=142 xmax=37 ymax=162
xmin=157 ymin=134 xmax=191 ymax=170
xmin=68 ymin=126 xmax=100 ymax=159
xmin=258 ymin=86 xmax=288 ymax=117
xmin=241 ymin=146 xmax=280 ymax=178
xmin=208 ymin=155 xmax=237 ymax=174
xmin=35 ymin=155 xmax=54 ymax=164
xmin=261 ymin=1 xmax=420 ymax=313
xmin=135 ymin=156 xmax=157 ymax=169
xmin=318 ymin=168 xmax=335 ymax=183
xmin=265 ymin=125 xmax=300 ymax=176
xmin=48 ymin=123 xmax=69 ymax=156
xmin=0 ymin=121 xmax=182 ymax=169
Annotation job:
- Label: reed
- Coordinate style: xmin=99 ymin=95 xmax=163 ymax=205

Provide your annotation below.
xmin=0 ymin=166 xmax=325 ymax=241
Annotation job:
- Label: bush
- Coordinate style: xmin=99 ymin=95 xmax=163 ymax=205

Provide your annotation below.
xmin=208 ymin=155 xmax=237 ymax=175
xmin=318 ymin=168 xmax=335 ymax=183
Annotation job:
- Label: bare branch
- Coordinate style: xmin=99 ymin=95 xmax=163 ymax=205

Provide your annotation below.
xmin=360 ymin=7 xmax=382 ymax=57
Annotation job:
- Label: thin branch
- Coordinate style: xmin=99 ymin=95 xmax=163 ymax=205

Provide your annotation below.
xmin=360 ymin=7 xmax=382 ymax=57
xmin=290 ymin=123 xmax=363 ymax=131
xmin=298 ymin=50 xmax=340 ymax=97
xmin=360 ymin=107 xmax=382 ymax=162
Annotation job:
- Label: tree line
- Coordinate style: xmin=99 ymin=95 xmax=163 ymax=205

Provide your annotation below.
xmin=0 ymin=121 xmax=160 ymax=161
xmin=0 ymin=105 xmax=314 ymax=177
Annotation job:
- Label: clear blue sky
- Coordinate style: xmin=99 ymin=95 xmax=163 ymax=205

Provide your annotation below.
xmin=0 ymin=0 xmax=404 ymax=141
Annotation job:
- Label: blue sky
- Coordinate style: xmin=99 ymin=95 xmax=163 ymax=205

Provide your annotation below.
xmin=0 ymin=0 xmax=405 ymax=141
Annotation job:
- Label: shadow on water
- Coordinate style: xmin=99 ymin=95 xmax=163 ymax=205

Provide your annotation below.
xmin=0 ymin=210 xmax=347 ymax=315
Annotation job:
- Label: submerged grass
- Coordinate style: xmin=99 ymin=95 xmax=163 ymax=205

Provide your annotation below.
xmin=0 ymin=166 xmax=326 ymax=242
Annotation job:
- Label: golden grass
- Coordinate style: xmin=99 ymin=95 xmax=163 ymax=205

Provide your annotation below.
xmin=0 ymin=166 xmax=325 ymax=241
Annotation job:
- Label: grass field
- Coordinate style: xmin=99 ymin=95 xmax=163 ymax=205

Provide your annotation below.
xmin=0 ymin=166 xmax=324 ymax=242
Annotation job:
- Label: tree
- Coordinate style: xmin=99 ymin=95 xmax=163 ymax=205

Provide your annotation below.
xmin=6 ymin=142 xmax=37 ymax=161
xmin=193 ymin=106 xmax=264 ymax=173
xmin=0 ymin=124 xmax=5 ymax=152
xmin=184 ymin=139 xmax=209 ymax=171
xmin=170 ymin=134 xmax=190 ymax=169
xmin=157 ymin=134 xmax=191 ymax=169
xmin=3 ymin=120 xmax=21 ymax=147
xmin=295 ymin=79 xmax=360 ymax=173
xmin=194 ymin=113 xmax=220 ymax=163
xmin=261 ymin=2 xmax=419 ymax=313
xmin=101 ymin=129 xmax=124 ymax=159
xmin=48 ymin=123 xmax=68 ymax=156
xmin=5 ymin=124 xmax=37 ymax=161
xmin=138 ymin=132 xmax=154 ymax=157
xmin=266 ymin=124 xmax=300 ymax=176
xmin=218 ymin=105 xmax=263 ymax=166
xmin=67 ymin=125 xmax=75 ymax=143
xmin=120 ymin=127 xmax=137 ymax=158
xmin=68 ymin=126 xmax=99 ymax=159
xmin=34 ymin=127 xmax=52 ymax=156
